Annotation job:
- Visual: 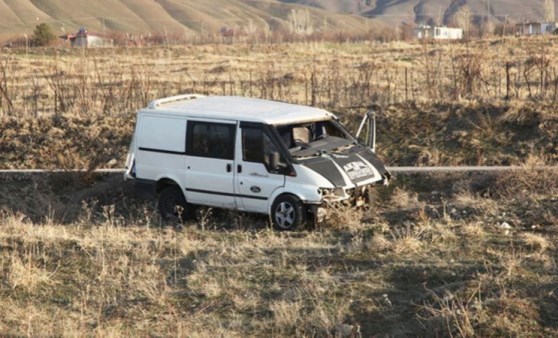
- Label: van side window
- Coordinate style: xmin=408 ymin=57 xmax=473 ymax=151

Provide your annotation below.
xmin=242 ymin=128 xmax=264 ymax=162
xmin=242 ymin=127 xmax=284 ymax=171
xmin=187 ymin=121 xmax=235 ymax=160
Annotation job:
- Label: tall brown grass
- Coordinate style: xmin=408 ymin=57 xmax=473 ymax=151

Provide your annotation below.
xmin=2 ymin=38 xmax=558 ymax=119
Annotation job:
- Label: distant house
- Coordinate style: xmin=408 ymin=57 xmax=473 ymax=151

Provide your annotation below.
xmin=219 ymin=26 xmax=237 ymax=43
xmin=220 ymin=27 xmax=235 ymax=38
xmin=516 ymin=21 xmax=558 ymax=36
xmin=415 ymin=25 xmax=463 ymax=40
xmin=59 ymin=27 xmax=113 ymax=47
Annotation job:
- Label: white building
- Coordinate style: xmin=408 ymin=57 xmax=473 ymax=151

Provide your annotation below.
xmin=516 ymin=22 xmax=557 ymax=36
xmin=415 ymin=25 xmax=463 ymax=40
xmin=60 ymin=27 xmax=113 ymax=48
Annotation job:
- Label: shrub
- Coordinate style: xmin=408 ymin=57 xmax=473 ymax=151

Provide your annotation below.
xmin=32 ymin=23 xmax=56 ymax=47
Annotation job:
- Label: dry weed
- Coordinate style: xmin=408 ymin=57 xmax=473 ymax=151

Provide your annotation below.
xmin=419 ymin=289 xmax=476 ymax=337
xmin=7 ymin=254 xmax=53 ymax=292
xmin=389 ymin=225 xmax=424 ymax=256
xmin=453 ymin=189 xmax=480 ymax=208
xmin=462 ymin=221 xmax=487 ymax=239
xmin=270 ymin=300 xmax=303 ymax=332
xmin=428 ymin=222 xmax=459 ymax=245
xmin=493 ymin=166 xmax=558 ymax=199
xmin=390 ymin=187 xmax=419 ymax=209
xmin=370 ymin=233 xmax=392 ymax=251
xmin=520 ymin=233 xmax=554 ymax=253
xmin=323 ymin=206 xmax=364 ymax=229
xmin=494 ymin=249 xmax=527 ymax=279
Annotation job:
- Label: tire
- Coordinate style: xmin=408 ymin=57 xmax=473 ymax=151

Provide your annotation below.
xmin=271 ymin=194 xmax=306 ymax=231
xmin=158 ymin=186 xmax=191 ymax=222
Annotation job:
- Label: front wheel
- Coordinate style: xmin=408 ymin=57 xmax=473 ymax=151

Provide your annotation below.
xmin=271 ymin=194 xmax=306 ymax=231
xmin=158 ymin=186 xmax=192 ymax=222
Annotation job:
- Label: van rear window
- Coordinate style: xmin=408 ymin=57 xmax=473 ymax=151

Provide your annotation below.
xmin=186 ymin=121 xmax=235 ymax=160
xmin=138 ymin=115 xmax=186 ymax=153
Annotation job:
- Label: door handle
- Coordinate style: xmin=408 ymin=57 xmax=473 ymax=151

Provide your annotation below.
xmin=226 ymin=164 xmax=232 ymax=172
xmin=237 ymin=164 xmax=242 ymax=173
xmin=250 ymin=172 xmax=268 ymax=177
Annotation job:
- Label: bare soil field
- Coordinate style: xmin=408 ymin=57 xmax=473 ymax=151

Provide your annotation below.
xmin=0 ymin=39 xmax=557 ymax=336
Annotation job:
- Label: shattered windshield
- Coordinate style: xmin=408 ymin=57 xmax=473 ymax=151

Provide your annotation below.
xmin=273 ymin=119 xmax=356 ymax=158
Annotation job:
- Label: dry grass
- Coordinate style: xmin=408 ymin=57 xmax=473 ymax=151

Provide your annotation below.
xmin=390 ymin=187 xmax=419 ymax=209
xmin=0 ymin=170 xmax=555 ymax=336
xmin=521 ymin=233 xmax=554 ymax=253
xmin=0 ymin=39 xmax=556 ymax=336
xmin=3 ymin=38 xmax=558 ymax=114
xmin=0 ymin=40 xmax=557 ymax=169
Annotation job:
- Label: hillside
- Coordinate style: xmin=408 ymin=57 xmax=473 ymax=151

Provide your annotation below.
xmin=286 ymin=0 xmax=551 ymax=25
xmin=0 ymin=0 xmax=372 ymax=40
xmin=0 ymin=0 xmax=553 ymax=39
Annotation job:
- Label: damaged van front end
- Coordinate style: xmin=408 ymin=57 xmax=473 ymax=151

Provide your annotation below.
xmin=270 ymin=112 xmax=390 ymax=224
xmin=296 ymin=147 xmax=389 ymax=222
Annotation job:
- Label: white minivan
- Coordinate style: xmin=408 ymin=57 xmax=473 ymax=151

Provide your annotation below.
xmin=125 ymin=94 xmax=390 ymax=230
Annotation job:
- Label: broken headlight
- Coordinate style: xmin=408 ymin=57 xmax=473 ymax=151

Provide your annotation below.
xmin=318 ymin=187 xmax=346 ymax=203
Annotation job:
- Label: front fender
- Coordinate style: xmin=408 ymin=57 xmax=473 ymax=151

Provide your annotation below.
xmin=267 ymin=184 xmax=323 ymax=214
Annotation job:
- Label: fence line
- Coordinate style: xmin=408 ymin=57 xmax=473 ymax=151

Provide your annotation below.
xmin=2 ymin=42 xmax=558 ymax=117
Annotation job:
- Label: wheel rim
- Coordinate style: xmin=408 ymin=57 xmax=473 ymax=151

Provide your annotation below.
xmin=275 ymin=201 xmax=295 ymax=228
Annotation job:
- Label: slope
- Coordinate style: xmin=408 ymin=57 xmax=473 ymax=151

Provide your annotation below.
xmin=0 ymin=0 xmax=552 ymax=41
xmin=282 ymin=0 xmax=550 ymax=25
xmin=0 ymin=0 xmax=373 ymax=40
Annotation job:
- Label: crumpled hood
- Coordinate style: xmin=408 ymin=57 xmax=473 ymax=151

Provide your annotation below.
xmin=299 ymin=148 xmax=389 ymax=187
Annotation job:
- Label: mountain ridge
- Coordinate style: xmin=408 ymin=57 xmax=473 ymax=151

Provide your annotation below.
xmin=0 ymin=0 xmax=553 ymax=39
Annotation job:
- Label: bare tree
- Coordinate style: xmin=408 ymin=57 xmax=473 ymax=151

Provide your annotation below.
xmin=482 ymin=20 xmax=495 ymax=37
xmin=544 ymin=0 xmax=555 ymax=22
xmin=455 ymin=6 xmax=473 ymax=37
xmin=481 ymin=0 xmax=494 ymax=37
xmin=287 ymin=9 xmax=314 ymax=35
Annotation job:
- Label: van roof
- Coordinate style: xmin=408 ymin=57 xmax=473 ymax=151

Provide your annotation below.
xmin=143 ymin=95 xmax=333 ymax=125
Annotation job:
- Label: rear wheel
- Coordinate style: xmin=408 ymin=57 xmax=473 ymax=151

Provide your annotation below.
xmin=158 ymin=186 xmax=191 ymax=222
xmin=271 ymin=194 xmax=306 ymax=231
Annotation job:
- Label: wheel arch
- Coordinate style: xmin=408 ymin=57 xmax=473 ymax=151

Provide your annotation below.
xmin=156 ymin=177 xmax=181 ymax=195
xmin=268 ymin=188 xmax=320 ymax=215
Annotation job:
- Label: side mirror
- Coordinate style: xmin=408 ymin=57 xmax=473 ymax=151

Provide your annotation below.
xmin=269 ymin=152 xmax=280 ymax=171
